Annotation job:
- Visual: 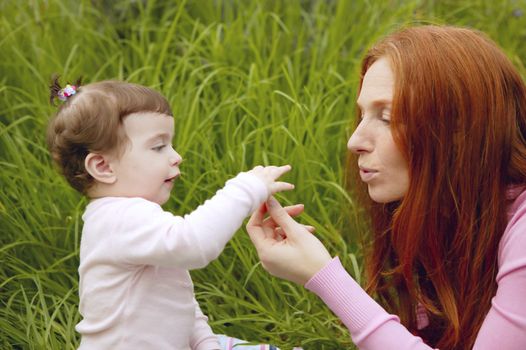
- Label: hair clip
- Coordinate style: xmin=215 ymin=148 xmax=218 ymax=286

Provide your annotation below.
xmin=58 ymin=84 xmax=77 ymax=101
xmin=49 ymin=75 xmax=82 ymax=105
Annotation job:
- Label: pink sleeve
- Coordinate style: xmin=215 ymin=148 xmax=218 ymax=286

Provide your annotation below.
xmin=305 ymin=257 xmax=435 ymax=350
xmin=473 ymin=199 xmax=526 ymax=349
xmin=305 ymin=223 xmax=526 ymax=350
xmin=305 ymin=191 xmax=526 ymax=349
xmin=190 ymin=300 xmax=221 ymax=350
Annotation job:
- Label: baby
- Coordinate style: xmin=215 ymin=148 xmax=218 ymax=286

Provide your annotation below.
xmin=47 ymin=79 xmax=293 ymax=349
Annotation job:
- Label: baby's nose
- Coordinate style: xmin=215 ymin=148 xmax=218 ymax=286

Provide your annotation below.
xmin=170 ymin=149 xmax=183 ymax=166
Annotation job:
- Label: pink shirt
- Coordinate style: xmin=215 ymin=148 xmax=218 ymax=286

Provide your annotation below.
xmin=306 ymin=187 xmax=526 ymax=349
xmin=76 ymin=172 xmax=267 ymax=350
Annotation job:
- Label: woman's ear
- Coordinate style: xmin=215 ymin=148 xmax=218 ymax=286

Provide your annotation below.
xmin=85 ymin=153 xmax=117 ymax=184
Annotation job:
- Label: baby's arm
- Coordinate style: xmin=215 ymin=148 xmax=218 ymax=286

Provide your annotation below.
xmin=108 ymin=166 xmax=292 ymax=269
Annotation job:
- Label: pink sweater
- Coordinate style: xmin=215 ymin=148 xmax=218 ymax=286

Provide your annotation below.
xmin=306 ymin=187 xmax=526 ymax=349
xmin=76 ymin=172 xmax=267 ymax=350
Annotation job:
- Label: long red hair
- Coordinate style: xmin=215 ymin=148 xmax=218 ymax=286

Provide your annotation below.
xmin=351 ymin=26 xmax=526 ymax=349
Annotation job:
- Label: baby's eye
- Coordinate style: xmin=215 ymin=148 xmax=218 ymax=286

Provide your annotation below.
xmin=152 ymin=145 xmax=166 ymax=151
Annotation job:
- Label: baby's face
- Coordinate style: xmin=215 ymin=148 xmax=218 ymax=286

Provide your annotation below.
xmin=110 ymin=112 xmax=181 ymax=205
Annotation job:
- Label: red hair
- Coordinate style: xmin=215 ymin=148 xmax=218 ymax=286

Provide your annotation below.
xmin=351 ymin=26 xmax=526 ymax=349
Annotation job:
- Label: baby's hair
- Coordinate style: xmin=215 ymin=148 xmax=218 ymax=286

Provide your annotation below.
xmin=47 ymin=78 xmax=172 ymax=194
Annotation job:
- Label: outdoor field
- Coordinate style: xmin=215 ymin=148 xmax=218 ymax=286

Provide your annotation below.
xmin=1 ymin=1 xmax=525 ymax=349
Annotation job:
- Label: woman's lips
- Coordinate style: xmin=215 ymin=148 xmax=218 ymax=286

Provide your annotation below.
xmin=359 ymin=167 xmax=378 ymax=182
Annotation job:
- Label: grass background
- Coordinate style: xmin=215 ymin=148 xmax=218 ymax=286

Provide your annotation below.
xmin=1 ymin=0 xmax=525 ymax=349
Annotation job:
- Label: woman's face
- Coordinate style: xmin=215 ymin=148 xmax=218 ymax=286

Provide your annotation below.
xmin=347 ymin=57 xmax=409 ymax=203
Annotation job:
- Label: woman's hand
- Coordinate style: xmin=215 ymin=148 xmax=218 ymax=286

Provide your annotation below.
xmin=246 ymin=196 xmax=332 ymax=285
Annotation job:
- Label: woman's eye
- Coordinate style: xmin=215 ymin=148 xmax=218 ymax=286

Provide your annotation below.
xmin=380 ymin=111 xmax=391 ymax=124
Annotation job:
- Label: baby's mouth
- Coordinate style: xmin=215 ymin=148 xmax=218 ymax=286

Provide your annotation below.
xmin=165 ymin=173 xmax=180 ymax=183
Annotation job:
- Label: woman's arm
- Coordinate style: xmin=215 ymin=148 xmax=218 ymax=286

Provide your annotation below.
xmin=306 ymin=257 xmax=434 ymax=349
xmin=246 ymin=197 xmax=526 ymax=349
xmin=471 ymin=197 xmax=526 ymax=349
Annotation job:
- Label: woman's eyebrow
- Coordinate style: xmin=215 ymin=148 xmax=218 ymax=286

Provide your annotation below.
xmin=356 ymin=99 xmax=392 ymax=111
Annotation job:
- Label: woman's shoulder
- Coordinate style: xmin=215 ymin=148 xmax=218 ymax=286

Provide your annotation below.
xmin=498 ymin=185 xmax=526 ymax=274
xmin=506 ymin=185 xmax=526 ymax=223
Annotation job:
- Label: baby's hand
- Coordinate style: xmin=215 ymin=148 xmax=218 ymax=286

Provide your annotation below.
xmin=248 ymin=165 xmax=294 ymax=195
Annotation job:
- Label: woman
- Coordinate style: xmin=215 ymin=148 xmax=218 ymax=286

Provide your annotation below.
xmin=246 ymin=25 xmax=526 ymax=349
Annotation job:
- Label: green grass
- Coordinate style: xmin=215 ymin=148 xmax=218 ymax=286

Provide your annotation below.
xmin=1 ymin=0 xmax=525 ymax=349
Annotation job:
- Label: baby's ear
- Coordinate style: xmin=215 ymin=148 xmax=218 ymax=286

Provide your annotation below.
xmin=85 ymin=153 xmax=116 ymax=184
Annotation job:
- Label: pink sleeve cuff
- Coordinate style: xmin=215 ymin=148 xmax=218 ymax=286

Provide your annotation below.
xmin=305 ymin=257 xmax=399 ymax=344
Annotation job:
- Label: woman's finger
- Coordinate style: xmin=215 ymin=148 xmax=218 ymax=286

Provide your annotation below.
xmin=284 ymin=204 xmax=304 ymax=217
xmin=262 ymin=204 xmax=305 ymax=229
xmin=266 ymin=196 xmax=303 ymax=233
xmin=274 ymin=227 xmax=286 ymax=241
xmin=246 ymin=204 xmax=269 ymax=249
xmin=247 ymin=203 xmax=267 ymax=229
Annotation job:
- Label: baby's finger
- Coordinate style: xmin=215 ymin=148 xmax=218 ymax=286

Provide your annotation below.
xmin=269 ymin=164 xmax=292 ymax=179
xmin=269 ymin=181 xmax=295 ymax=194
xmin=304 ymin=225 xmax=315 ymax=233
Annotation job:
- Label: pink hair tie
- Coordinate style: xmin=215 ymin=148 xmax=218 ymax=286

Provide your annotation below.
xmin=57 ymin=84 xmax=77 ymax=101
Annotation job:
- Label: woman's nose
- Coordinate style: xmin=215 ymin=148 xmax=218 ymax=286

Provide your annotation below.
xmin=347 ymin=121 xmax=373 ymax=154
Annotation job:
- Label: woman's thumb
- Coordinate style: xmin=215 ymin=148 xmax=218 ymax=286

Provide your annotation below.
xmin=267 ymin=196 xmax=301 ymax=232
